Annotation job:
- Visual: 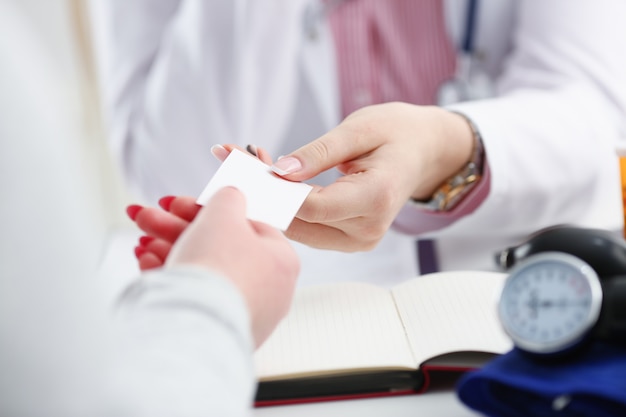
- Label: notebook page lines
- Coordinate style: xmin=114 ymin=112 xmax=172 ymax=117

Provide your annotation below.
xmin=390 ymin=271 xmax=512 ymax=365
xmin=255 ymin=282 xmax=418 ymax=380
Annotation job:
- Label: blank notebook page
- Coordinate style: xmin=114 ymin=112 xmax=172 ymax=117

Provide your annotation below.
xmin=255 ymin=282 xmax=417 ymax=380
xmin=391 ymin=271 xmax=512 ymax=365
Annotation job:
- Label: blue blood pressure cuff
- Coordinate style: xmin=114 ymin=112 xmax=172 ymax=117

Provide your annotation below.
xmin=456 ymin=342 xmax=626 ymax=417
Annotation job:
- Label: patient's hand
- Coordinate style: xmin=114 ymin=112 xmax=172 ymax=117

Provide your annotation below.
xmin=127 ymin=195 xmax=200 ymax=270
xmin=127 ymin=188 xmax=300 ymax=346
xmin=127 ymin=144 xmax=272 ymax=270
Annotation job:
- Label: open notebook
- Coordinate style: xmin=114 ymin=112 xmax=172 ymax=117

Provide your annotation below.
xmin=253 ymin=270 xmax=513 ymax=405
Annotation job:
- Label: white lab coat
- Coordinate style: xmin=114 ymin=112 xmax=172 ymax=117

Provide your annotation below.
xmin=89 ymin=0 xmax=626 ymax=287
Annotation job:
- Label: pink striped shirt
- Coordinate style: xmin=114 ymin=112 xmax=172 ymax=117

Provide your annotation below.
xmin=328 ymin=0 xmax=456 ymax=117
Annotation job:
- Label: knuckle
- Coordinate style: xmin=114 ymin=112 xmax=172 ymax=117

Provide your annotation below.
xmin=307 ymin=137 xmax=334 ymax=162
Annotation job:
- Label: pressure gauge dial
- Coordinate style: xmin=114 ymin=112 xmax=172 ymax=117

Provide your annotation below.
xmin=498 ymin=252 xmax=603 ymax=355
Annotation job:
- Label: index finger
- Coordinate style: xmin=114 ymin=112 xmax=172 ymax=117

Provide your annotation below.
xmin=159 ymin=196 xmax=201 ymax=222
xmin=271 ymin=124 xmax=381 ymax=182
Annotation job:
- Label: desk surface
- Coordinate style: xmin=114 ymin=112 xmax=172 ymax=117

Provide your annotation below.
xmin=98 ymin=228 xmax=483 ymax=417
xmin=252 ymin=391 xmax=480 ymax=417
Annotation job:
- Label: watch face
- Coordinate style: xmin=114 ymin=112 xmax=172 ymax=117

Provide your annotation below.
xmin=498 ymin=252 xmax=603 ymax=354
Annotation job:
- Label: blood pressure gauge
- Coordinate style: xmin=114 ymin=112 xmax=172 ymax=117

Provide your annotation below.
xmin=498 ymin=252 xmax=604 ymax=355
xmin=496 ymin=226 xmax=626 ymax=356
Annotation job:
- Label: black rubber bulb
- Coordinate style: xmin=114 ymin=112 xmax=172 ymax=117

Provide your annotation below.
xmin=495 ymin=225 xmax=626 ymax=277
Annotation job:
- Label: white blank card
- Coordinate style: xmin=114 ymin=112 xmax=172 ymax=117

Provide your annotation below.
xmin=196 ymin=149 xmax=313 ymax=230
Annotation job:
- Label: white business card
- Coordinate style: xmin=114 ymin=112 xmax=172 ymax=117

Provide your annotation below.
xmin=196 ymin=149 xmax=313 ymax=230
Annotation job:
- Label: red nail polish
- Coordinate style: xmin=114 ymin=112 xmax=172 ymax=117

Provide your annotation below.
xmin=139 ymin=235 xmax=154 ymax=247
xmin=134 ymin=245 xmax=147 ymax=258
xmin=126 ymin=205 xmax=143 ymax=221
xmin=159 ymin=196 xmax=176 ymax=211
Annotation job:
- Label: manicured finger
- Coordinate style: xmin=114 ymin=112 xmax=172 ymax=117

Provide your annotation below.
xmin=160 ymin=196 xmax=201 ymax=222
xmin=210 ymin=144 xmax=230 ymax=162
xmin=139 ymin=235 xmax=173 ymax=262
xmin=138 ymin=252 xmax=165 ymax=271
xmin=255 ymin=146 xmax=273 ymax=165
xmin=270 ymin=124 xmax=377 ymax=181
xmin=126 ymin=204 xmax=143 ymax=221
xmin=211 ymin=143 xmax=273 ymax=165
xmin=134 ymin=206 xmax=190 ymax=243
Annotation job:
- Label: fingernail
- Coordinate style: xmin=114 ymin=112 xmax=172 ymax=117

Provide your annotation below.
xmin=126 ymin=205 xmax=143 ymax=221
xmin=158 ymin=196 xmax=175 ymax=211
xmin=210 ymin=144 xmax=229 ymax=161
xmin=139 ymin=235 xmax=154 ymax=247
xmin=271 ymin=156 xmax=302 ymax=175
xmin=246 ymin=144 xmax=258 ymax=157
xmin=134 ymin=246 xmax=147 ymax=259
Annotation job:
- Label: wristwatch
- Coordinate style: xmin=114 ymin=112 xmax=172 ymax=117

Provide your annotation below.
xmin=497 ymin=251 xmax=626 ymax=356
xmin=412 ymin=112 xmax=485 ymax=212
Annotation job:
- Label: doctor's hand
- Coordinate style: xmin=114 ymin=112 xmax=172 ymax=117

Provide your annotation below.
xmin=271 ymin=103 xmax=475 ymax=252
xmin=127 ymin=189 xmax=300 ymax=347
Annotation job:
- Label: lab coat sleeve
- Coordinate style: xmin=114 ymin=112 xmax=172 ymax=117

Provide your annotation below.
xmin=394 ymin=0 xmax=626 ymax=238
xmin=394 ymin=163 xmax=492 ymax=235
xmin=89 ymin=0 xmax=307 ymax=203
xmin=111 ymin=267 xmax=255 ymax=417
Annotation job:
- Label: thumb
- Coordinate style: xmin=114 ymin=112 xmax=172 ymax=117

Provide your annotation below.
xmin=165 ymin=187 xmax=247 ymax=268
xmin=194 ymin=186 xmax=247 ymax=230
xmin=270 ymin=128 xmax=374 ymax=182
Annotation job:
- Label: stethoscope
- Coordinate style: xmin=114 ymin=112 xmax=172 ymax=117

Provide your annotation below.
xmin=303 ymin=0 xmax=494 ymax=105
xmin=436 ymin=0 xmax=494 ymax=105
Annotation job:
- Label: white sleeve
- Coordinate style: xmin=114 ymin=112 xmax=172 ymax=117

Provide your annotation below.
xmin=443 ymin=0 xmax=626 ymax=237
xmin=89 ymin=0 xmax=307 ymax=202
xmin=0 ymin=2 xmax=256 ymax=414
xmin=111 ymin=267 xmax=256 ymax=417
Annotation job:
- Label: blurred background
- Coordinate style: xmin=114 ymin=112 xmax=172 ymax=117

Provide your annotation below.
xmin=12 ymin=0 xmax=137 ymax=270
xmin=0 ymin=2 xmax=138 ymax=405
xmin=0 ymin=0 xmax=142 ymax=301
xmin=15 ymin=0 xmax=133 ymax=232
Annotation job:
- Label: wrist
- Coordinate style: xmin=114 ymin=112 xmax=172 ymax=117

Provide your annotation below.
xmin=411 ymin=111 xmax=485 ymax=211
